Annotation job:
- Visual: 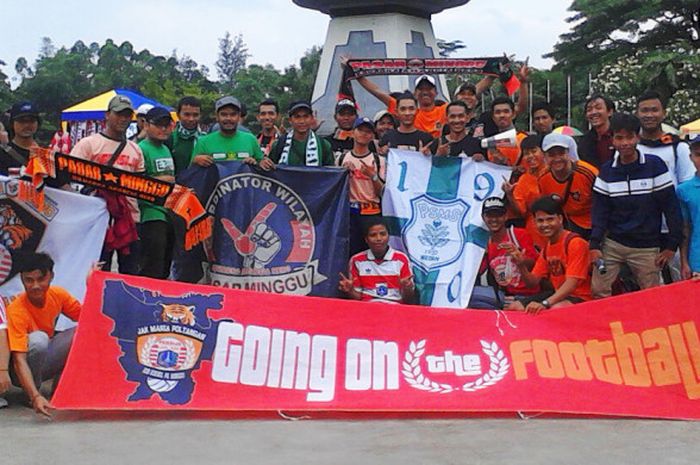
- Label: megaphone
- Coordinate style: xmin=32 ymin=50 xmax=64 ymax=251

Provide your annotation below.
xmin=481 ymin=128 xmax=517 ymax=149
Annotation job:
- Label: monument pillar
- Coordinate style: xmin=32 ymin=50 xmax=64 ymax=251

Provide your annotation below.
xmin=292 ymin=1 xmax=470 ymax=135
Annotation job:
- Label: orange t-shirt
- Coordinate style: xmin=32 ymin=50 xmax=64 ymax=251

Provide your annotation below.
xmin=488 ymin=132 xmax=528 ymax=167
xmin=513 ymin=171 xmax=546 ymax=250
xmin=7 ymin=287 xmax=81 ymax=352
xmin=338 ymin=151 xmax=386 ymax=212
xmin=537 ymin=161 xmax=598 ymax=230
xmin=531 ymin=232 xmax=592 ymax=301
xmin=388 ymin=98 xmax=446 ymax=138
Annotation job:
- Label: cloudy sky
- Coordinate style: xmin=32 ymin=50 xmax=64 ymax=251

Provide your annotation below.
xmin=1 ymin=0 xmax=573 ymax=82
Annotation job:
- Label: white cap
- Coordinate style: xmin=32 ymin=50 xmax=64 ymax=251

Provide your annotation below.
xmin=414 ymin=74 xmax=436 ymax=89
xmin=135 ymin=103 xmax=154 ymax=116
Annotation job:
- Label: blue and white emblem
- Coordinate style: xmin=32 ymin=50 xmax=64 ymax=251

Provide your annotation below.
xmin=402 ymin=195 xmax=469 ymax=271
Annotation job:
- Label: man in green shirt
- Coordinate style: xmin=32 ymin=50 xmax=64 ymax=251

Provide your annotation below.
xmin=167 ymin=96 xmax=205 ymax=174
xmin=260 ymin=100 xmax=334 ymax=170
xmin=191 ymin=96 xmax=263 ymax=167
xmin=138 ymin=107 xmax=176 ymax=279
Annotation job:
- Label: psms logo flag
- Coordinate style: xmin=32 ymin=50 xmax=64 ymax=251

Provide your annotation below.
xmin=176 ymin=162 xmax=349 ymax=297
xmin=382 ymin=150 xmax=512 ymax=308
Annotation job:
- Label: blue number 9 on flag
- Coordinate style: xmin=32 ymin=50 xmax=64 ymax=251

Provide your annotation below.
xmin=473 ymin=173 xmax=495 ymax=201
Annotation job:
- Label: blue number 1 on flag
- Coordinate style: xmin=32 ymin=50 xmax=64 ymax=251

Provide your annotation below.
xmin=397 ymin=161 xmax=408 ymax=192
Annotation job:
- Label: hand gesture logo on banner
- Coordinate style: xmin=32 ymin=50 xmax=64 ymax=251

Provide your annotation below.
xmin=221 ymin=202 xmax=282 ymax=269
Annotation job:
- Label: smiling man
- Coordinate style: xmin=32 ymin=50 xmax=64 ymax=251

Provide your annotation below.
xmin=191 ymin=96 xmax=263 ymax=167
xmin=7 ymin=253 xmax=81 ymax=418
xmin=378 ymin=93 xmax=433 ymax=153
xmin=256 ymin=99 xmax=283 ymax=156
xmin=432 ymin=101 xmax=483 ymax=159
xmin=578 ymin=94 xmax=616 ymax=168
xmin=538 ymin=133 xmax=598 ymax=239
xmin=590 ymin=113 xmax=683 ymax=298
xmin=508 ymin=196 xmax=592 ymax=313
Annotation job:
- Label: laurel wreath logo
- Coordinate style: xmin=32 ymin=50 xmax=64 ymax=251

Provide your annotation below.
xmin=402 ymin=339 xmax=509 ymax=394
xmin=461 ymin=340 xmax=510 ymax=392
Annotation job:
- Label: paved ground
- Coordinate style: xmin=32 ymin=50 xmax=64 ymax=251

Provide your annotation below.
xmin=2 ymin=387 xmax=700 ymax=465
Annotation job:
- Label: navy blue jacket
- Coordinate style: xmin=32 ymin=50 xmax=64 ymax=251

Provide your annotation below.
xmin=590 ymin=151 xmax=683 ymax=251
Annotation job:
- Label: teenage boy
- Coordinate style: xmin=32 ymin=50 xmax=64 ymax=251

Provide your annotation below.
xmin=337 ymin=117 xmax=386 ymax=256
xmin=256 ymin=99 xmax=283 ymax=156
xmin=578 ymin=94 xmax=616 ymax=168
xmin=168 ymin=96 xmax=204 ymax=174
xmin=486 ymin=97 xmax=527 ymax=167
xmin=2 ymin=101 xmax=40 ymax=172
xmin=480 ymin=197 xmax=540 ymax=307
xmin=262 ymin=101 xmax=334 ymax=169
xmin=191 ymin=96 xmax=263 ymax=167
xmin=432 ymin=101 xmax=483 ymax=159
xmin=138 ymin=107 xmax=177 ymax=279
xmin=507 ymin=196 xmax=592 ymax=313
xmin=532 ymin=101 xmax=555 ymax=136
xmin=538 ymin=133 xmax=598 ymax=239
xmin=502 ymin=135 xmax=547 ymax=250
xmin=338 ymin=218 xmax=414 ymax=304
xmin=326 ymin=99 xmax=358 ymax=160
xmin=679 ymin=136 xmax=700 ymax=280
xmin=7 ymin=253 xmax=81 ymax=418
xmin=590 ymin=113 xmax=682 ymax=298
xmin=636 ymin=91 xmax=693 ymax=185
xmin=378 ymin=93 xmax=434 ymax=153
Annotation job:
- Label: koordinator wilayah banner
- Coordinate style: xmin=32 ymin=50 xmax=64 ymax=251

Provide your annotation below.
xmin=175 ymin=162 xmax=349 ymax=297
xmin=382 ymin=150 xmax=512 ymax=308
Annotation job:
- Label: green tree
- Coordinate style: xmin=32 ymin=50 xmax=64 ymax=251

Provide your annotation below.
xmin=548 ymin=1 xmax=700 ymax=103
xmin=216 ymin=32 xmax=250 ymax=88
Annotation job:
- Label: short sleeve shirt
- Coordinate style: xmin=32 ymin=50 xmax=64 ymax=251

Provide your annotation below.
xmin=486 ymin=227 xmax=540 ymax=296
xmin=7 ymin=287 xmax=81 ymax=352
xmin=538 ymin=161 xmax=598 ymax=230
xmin=349 ymin=247 xmax=412 ymax=303
xmin=531 ymin=232 xmax=592 ymax=301
xmin=677 ymin=176 xmax=700 ymax=272
xmin=138 ymin=139 xmax=175 ymax=223
xmin=338 ymin=151 xmax=386 ymax=208
xmin=192 ymin=130 xmax=264 ymax=163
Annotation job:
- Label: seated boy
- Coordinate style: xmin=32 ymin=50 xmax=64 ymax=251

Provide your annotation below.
xmin=507 ymin=196 xmax=592 ymax=313
xmin=477 ymin=197 xmax=541 ymax=309
xmin=7 ymin=253 xmax=81 ymax=417
xmin=339 ymin=217 xmax=414 ymax=304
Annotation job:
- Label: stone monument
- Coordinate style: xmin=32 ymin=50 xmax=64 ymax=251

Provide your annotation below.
xmin=292 ymin=0 xmax=470 ymax=134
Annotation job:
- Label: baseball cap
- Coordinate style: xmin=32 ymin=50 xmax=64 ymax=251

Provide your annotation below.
xmin=414 ymin=74 xmax=436 ymax=89
xmin=482 ymin=197 xmax=507 ymax=215
xmin=335 ymin=99 xmax=357 ymax=114
xmin=689 ymin=135 xmax=700 ymax=146
xmin=108 ymin=95 xmax=134 ymax=113
xmin=373 ymin=110 xmax=394 ymax=124
xmin=353 ymin=117 xmax=375 ymax=131
xmin=145 ymin=107 xmax=173 ymax=124
xmin=215 ymin=96 xmax=242 ymax=112
xmin=288 ymin=100 xmax=313 ymax=116
xmin=9 ymin=101 xmax=39 ymax=121
xmin=542 ymin=133 xmax=571 ymax=152
xmin=135 ymin=103 xmax=154 ymax=116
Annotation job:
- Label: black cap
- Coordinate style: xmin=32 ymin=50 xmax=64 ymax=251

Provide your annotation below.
xmin=145 ymin=107 xmax=173 ymax=124
xmin=10 ymin=101 xmax=39 ymax=121
xmin=288 ymin=100 xmax=313 ymax=116
xmin=482 ymin=197 xmax=507 ymax=215
xmin=353 ymin=117 xmax=375 ymax=131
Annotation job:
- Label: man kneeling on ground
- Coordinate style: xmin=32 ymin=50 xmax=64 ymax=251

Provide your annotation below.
xmin=506 ymin=196 xmax=592 ymax=313
xmin=7 ymin=253 xmax=81 ymax=417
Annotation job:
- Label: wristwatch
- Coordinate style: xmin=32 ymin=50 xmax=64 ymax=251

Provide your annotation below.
xmin=541 ymin=299 xmax=551 ymax=309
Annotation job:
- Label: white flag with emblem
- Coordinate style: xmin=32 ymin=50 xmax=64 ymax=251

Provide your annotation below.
xmin=0 ymin=178 xmax=108 ymax=326
xmin=382 ymin=150 xmax=512 ymax=308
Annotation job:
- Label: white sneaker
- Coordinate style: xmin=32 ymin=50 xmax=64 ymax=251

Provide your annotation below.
xmin=0 ymin=397 xmax=7 ymax=408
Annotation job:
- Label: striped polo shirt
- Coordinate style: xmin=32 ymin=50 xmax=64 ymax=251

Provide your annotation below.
xmin=349 ymin=247 xmax=412 ymax=303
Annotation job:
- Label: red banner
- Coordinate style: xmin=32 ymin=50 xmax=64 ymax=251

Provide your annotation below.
xmin=53 ymin=272 xmax=700 ymax=419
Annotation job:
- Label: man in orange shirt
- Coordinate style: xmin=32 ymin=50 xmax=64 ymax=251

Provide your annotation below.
xmin=507 ymin=196 xmax=592 ymax=313
xmin=7 ymin=253 xmax=81 ymax=417
xmin=538 ymin=133 xmax=598 ymax=239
